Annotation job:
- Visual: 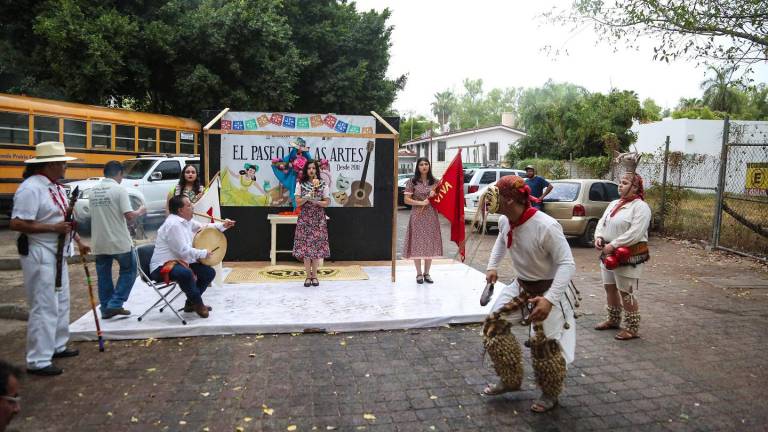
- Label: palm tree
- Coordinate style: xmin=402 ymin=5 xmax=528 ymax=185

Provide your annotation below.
xmin=431 ymin=90 xmax=456 ymax=128
xmin=700 ymin=66 xmax=744 ymax=113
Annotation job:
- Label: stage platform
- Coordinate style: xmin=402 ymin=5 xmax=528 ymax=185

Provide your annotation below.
xmin=69 ymin=262 xmax=495 ymax=341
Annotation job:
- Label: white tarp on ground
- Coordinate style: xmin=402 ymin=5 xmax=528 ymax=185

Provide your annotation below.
xmin=69 ymin=263 xmax=494 ymax=341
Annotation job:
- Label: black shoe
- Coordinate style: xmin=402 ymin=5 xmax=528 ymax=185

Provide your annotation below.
xmin=102 ymin=308 xmax=131 ymax=319
xmin=423 ymin=274 xmax=434 ymax=284
xmin=52 ymin=348 xmax=79 ymax=359
xmin=27 ymin=365 xmax=63 ymax=376
xmin=480 ymin=282 xmax=495 ymax=306
xmin=181 ymin=300 xmax=212 ymax=313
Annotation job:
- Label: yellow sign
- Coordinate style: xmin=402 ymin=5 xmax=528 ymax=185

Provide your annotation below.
xmin=746 ymin=163 xmax=768 ymax=196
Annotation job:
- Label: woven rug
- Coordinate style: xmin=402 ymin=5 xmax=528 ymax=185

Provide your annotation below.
xmin=225 ymin=265 xmax=369 ymax=284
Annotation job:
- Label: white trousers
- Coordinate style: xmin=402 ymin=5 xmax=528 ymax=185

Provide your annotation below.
xmin=20 ymin=244 xmax=70 ymax=369
xmin=491 ymin=280 xmax=576 ymax=364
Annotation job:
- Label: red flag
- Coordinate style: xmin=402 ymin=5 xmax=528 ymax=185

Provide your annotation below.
xmin=429 ymin=150 xmax=465 ymax=260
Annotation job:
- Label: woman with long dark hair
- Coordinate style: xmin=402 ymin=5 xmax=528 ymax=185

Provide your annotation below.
xmin=293 ymin=160 xmax=331 ymax=287
xmin=402 ymin=157 xmax=443 ymax=283
xmin=170 ymin=164 xmax=204 ymax=202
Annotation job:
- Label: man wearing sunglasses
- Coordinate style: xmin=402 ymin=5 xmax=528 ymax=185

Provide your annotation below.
xmin=0 ymin=360 xmax=21 ymax=432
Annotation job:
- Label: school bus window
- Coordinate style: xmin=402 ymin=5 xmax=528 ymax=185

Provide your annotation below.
xmin=63 ymin=119 xmax=86 ymax=148
xmin=180 ymin=131 xmax=195 ymax=154
xmin=34 ymin=115 xmax=59 ymax=144
xmin=0 ymin=111 xmax=29 ymax=145
xmin=159 ymin=129 xmax=176 ymax=154
xmin=138 ymin=127 xmax=156 ymax=153
xmin=115 ymin=124 xmax=134 ymax=151
xmin=91 ymin=122 xmax=112 ymax=149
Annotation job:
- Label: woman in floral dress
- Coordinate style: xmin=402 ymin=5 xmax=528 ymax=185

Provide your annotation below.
xmin=293 ymin=160 xmax=330 ymax=286
xmin=403 ymin=157 xmax=443 ymax=283
xmin=167 ymin=164 xmax=204 ymax=213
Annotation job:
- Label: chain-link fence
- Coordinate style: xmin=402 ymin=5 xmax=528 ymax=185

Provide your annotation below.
xmin=712 ymin=120 xmax=768 ymax=259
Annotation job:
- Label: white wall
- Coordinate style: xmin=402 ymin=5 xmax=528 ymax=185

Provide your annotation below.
xmin=632 ymin=119 xmax=768 ymax=156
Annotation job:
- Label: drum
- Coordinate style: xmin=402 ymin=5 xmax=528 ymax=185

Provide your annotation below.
xmin=193 ymin=227 xmax=227 ymax=266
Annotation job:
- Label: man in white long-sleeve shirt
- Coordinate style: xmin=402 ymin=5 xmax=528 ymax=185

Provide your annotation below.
xmin=480 ymin=175 xmax=576 ymax=413
xmin=149 ymin=195 xmax=234 ymax=318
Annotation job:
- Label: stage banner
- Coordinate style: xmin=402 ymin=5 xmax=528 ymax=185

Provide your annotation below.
xmin=219 ymin=112 xmax=376 ymax=207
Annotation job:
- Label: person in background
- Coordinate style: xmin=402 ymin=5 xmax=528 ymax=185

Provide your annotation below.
xmin=293 ymin=160 xmax=331 ymax=287
xmin=402 ymin=157 xmax=443 ymax=284
xmin=89 ymin=161 xmax=146 ymax=319
xmin=524 ymin=165 xmax=553 ymax=209
xmin=0 ymin=360 xmax=21 ymax=432
xmin=166 ymin=164 xmax=204 ymax=213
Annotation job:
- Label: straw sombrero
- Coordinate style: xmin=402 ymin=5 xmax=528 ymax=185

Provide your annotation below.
xmin=25 ymin=141 xmax=77 ymax=164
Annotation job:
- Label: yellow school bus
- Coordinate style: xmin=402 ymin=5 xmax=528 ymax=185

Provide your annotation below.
xmin=0 ymin=93 xmax=200 ymax=214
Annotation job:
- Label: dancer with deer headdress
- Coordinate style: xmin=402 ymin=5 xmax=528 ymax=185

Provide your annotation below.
xmin=477 ymin=175 xmax=577 ymax=413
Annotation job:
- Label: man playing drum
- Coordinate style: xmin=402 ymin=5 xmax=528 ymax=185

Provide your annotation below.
xmin=149 ymin=195 xmax=235 ymax=318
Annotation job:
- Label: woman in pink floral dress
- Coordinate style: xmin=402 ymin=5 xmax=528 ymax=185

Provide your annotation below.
xmin=293 ymin=160 xmax=330 ymax=287
xmin=403 ymin=158 xmax=443 ymax=283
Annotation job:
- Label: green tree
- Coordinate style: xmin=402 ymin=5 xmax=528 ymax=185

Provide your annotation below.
xmin=545 ymin=0 xmax=768 ymax=69
xmin=399 ymin=115 xmax=437 ymax=141
xmin=430 ymin=90 xmax=457 ymax=128
xmin=640 ymin=98 xmax=662 ymax=122
xmin=700 ymin=65 xmax=746 ymax=114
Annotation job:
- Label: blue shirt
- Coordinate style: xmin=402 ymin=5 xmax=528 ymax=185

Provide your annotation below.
xmin=525 ymin=176 xmax=550 ymax=198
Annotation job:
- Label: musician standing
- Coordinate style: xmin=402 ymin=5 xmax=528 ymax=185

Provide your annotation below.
xmin=10 ymin=142 xmax=90 ymax=376
xmin=89 ymin=161 xmax=146 ymax=319
xmin=149 ymin=195 xmax=234 ymax=318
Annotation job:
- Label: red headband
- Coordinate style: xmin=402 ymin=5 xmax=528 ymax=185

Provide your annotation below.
xmin=496 ymin=175 xmax=540 ymax=206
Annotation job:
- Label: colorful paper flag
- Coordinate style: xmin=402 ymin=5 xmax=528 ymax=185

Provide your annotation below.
xmin=323 ymin=114 xmax=338 ymax=129
xmin=310 ymin=115 xmax=324 ymax=128
xmin=283 ymin=116 xmax=296 ymax=128
xmin=233 ymin=120 xmax=244 ymax=130
xmin=362 ymin=127 xmax=374 ymax=134
xmin=297 ymin=117 xmax=310 ymax=129
xmin=257 ymin=114 xmax=270 ymax=127
xmin=334 ymin=120 xmax=349 ymax=133
xmin=245 ymin=119 xmax=258 ymax=130
xmin=220 ymin=120 xmax=232 ymax=130
xmin=348 ymin=125 xmax=361 ymax=134
xmin=270 ymin=113 xmax=284 ymax=126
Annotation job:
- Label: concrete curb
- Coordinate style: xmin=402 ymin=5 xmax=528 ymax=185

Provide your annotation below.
xmin=0 ymin=254 xmax=96 ymax=271
xmin=0 ymin=303 xmax=28 ymax=321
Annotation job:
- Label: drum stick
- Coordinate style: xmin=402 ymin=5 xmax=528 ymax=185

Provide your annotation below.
xmin=193 ymin=212 xmax=227 ymax=223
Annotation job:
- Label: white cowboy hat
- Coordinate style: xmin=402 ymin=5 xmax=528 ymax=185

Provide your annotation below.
xmin=24 ymin=141 xmax=77 ymax=164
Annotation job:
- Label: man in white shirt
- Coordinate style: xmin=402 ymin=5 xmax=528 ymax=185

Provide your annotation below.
xmin=10 ymin=142 xmax=90 ymax=376
xmin=479 ymin=175 xmax=576 ymax=413
xmin=149 ymin=195 xmax=234 ymax=318
xmin=89 ymin=161 xmax=146 ymax=319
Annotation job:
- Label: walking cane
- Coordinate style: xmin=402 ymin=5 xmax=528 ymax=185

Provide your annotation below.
xmin=79 ymin=246 xmax=105 ymax=352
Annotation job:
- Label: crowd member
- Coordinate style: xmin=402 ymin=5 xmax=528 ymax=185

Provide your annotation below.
xmin=293 ymin=160 xmax=330 ymax=287
xmin=524 ymin=165 xmax=552 ymax=209
xmin=89 ymin=161 xmax=146 ymax=319
xmin=402 ymin=157 xmax=443 ymax=284
xmin=480 ymin=175 xmax=576 ymax=413
xmin=10 ymin=142 xmax=89 ymax=376
xmin=0 ymin=360 xmax=21 ymax=432
xmin=166 ymin=164 xmax=204 ymax=214
xmin=150 ymin=195 xmax=235 ymax=318
xmin=594 ymin=172 xmax=652 ymax=340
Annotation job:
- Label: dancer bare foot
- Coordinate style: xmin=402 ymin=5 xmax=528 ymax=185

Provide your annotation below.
xmin=614 ymin=329 xmax=639 ymax=340
xmin=594 ymin=320 xmax=620 ymax=331
xmin=481 ymin=382 xmax=515 ymax=396
xmin=531 ymin=396 xmax=558 ymax=413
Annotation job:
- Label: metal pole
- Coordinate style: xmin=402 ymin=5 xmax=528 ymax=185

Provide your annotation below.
xmin=659 ymin=136 xmax=670 ymax=231
xmin=711 ymin=117 xmax=730 ymax=248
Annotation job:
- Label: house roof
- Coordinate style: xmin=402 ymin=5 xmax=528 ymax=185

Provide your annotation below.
xmin=398 ymin=148 xmax=416 ymax=157
xmin=402 ymin=124 xmax=527 ymax=146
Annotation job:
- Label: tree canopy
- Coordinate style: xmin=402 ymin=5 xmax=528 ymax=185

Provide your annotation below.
xmin=0 ymin=0 xmax=405 ymax=119
xmin=545 ymin=0 xmax=767 ymax=69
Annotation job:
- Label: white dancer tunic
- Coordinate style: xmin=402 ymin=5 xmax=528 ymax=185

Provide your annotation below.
xmin=487 ymin=211 xmax=577 ymax=364
xmin=594 ymin=198 xmax=652 ymax=280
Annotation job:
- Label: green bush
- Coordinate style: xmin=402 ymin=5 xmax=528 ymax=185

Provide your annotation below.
xmin=574 ymin=156 xmax=611 ymax=178
xmin=515 ymin=158 xmax=569 ymax=179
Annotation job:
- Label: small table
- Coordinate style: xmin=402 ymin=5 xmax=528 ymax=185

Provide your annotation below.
xmin=267 ymin=214 xmax=329 ymax=265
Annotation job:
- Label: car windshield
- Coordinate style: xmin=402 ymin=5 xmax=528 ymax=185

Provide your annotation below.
xmin=123 ymin=159 xmax=157 ymax=180
xmin=463 ymin=170 xmax=475 ymax=183
xmin=544 ymin=182 xmax=580 ymax=202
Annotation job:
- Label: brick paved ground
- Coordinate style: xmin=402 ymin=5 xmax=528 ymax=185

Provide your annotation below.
xmin=1 ymin=210 xmax=768 ymax=431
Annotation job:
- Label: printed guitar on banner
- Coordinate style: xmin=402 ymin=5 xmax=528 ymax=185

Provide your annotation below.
xmin=219 ymin=112 xmax=377 ymax=207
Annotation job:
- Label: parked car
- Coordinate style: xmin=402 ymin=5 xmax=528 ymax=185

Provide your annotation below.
xmin=543 ymin=179 xmax=619 ymax=246
xmin=64 ymin=177 xmax=147 ymax=233
xmin=119 ymin=155 xmax=200 ymax=217
xmin=463 ymin=168 xmax=526 ymax=195
xmin=397 ymin=175 xmax=412 ymax=208
xmin=464 ymin=178 xmax=620 ymax=245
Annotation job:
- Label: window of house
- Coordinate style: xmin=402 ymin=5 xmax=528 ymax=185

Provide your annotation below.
xmin=115 ymin=125 xmax=135 ymax=151
xmin=152 ymin=160 xmax=181 ymax=180
xmin=63 ymin=119 xmax=86 ymax=148
xmin=422 ymin=142 xmax=428 ymax=158
xmin=437 ymin=141 xmax=446 ymax=161
xmin=480 ymin=171 xmax=496 ymax=184
xmin=180 ymin=131 xmax=195 ymax=154
xmin=0 ymin=111 xmax=29 ymax=144
xmin=138 ymin=127 xmax=157 ymax=153
xmin=489 ymin=142 xmax=498 ymax=161
xmin=34 ymin=116 xmax=59 ymax=144
xmin=91 ymin=122 xmax=112 ymax=149
xmin=159 ymin=129 xmax=177 ymax=154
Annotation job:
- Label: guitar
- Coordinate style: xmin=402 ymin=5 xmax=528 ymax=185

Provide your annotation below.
xmin=345 ymin=141 xmax=375 ymax=207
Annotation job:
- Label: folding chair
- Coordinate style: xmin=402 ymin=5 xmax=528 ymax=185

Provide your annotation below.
xmin=134 ymin=244 xmax=187 ymax=325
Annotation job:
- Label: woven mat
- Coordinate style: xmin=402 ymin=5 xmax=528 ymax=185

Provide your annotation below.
xmin=225 ymin=265 xmax=369 ymax=284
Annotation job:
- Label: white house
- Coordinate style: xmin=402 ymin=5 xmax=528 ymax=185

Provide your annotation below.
xmin=631 ymin=118 xmax=768 ymax=155
xmin=401 ymin=116 xmax=527 ymax=176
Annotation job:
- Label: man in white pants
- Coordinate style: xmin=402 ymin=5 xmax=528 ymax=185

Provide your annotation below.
xmin=10 ymin=142 xmax=90 ymax=376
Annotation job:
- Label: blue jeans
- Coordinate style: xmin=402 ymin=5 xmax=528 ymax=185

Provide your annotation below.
xmin=95 ymin=251 xmax=137 ymax=313
xmin=150 ymin=263 xmax=215 ymax=305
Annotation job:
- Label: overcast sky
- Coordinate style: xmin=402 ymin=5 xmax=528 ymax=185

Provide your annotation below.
xmin=354 ymin=0 xmax=767 ymax=118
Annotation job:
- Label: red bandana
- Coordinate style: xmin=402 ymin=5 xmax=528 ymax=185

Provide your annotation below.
xmin=506 ymin=207 xmax=538 ymax=248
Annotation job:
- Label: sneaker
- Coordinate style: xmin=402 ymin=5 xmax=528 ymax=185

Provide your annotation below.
xmin=102 ymin=308 xmax=131 ymax=319
xmin=480 ymin=282 xmax=495 ymax=306
xmin=52 ymin=348 xmax=79 ymax=359
xmin=27 ymin=365 xmax=63 ymax=376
